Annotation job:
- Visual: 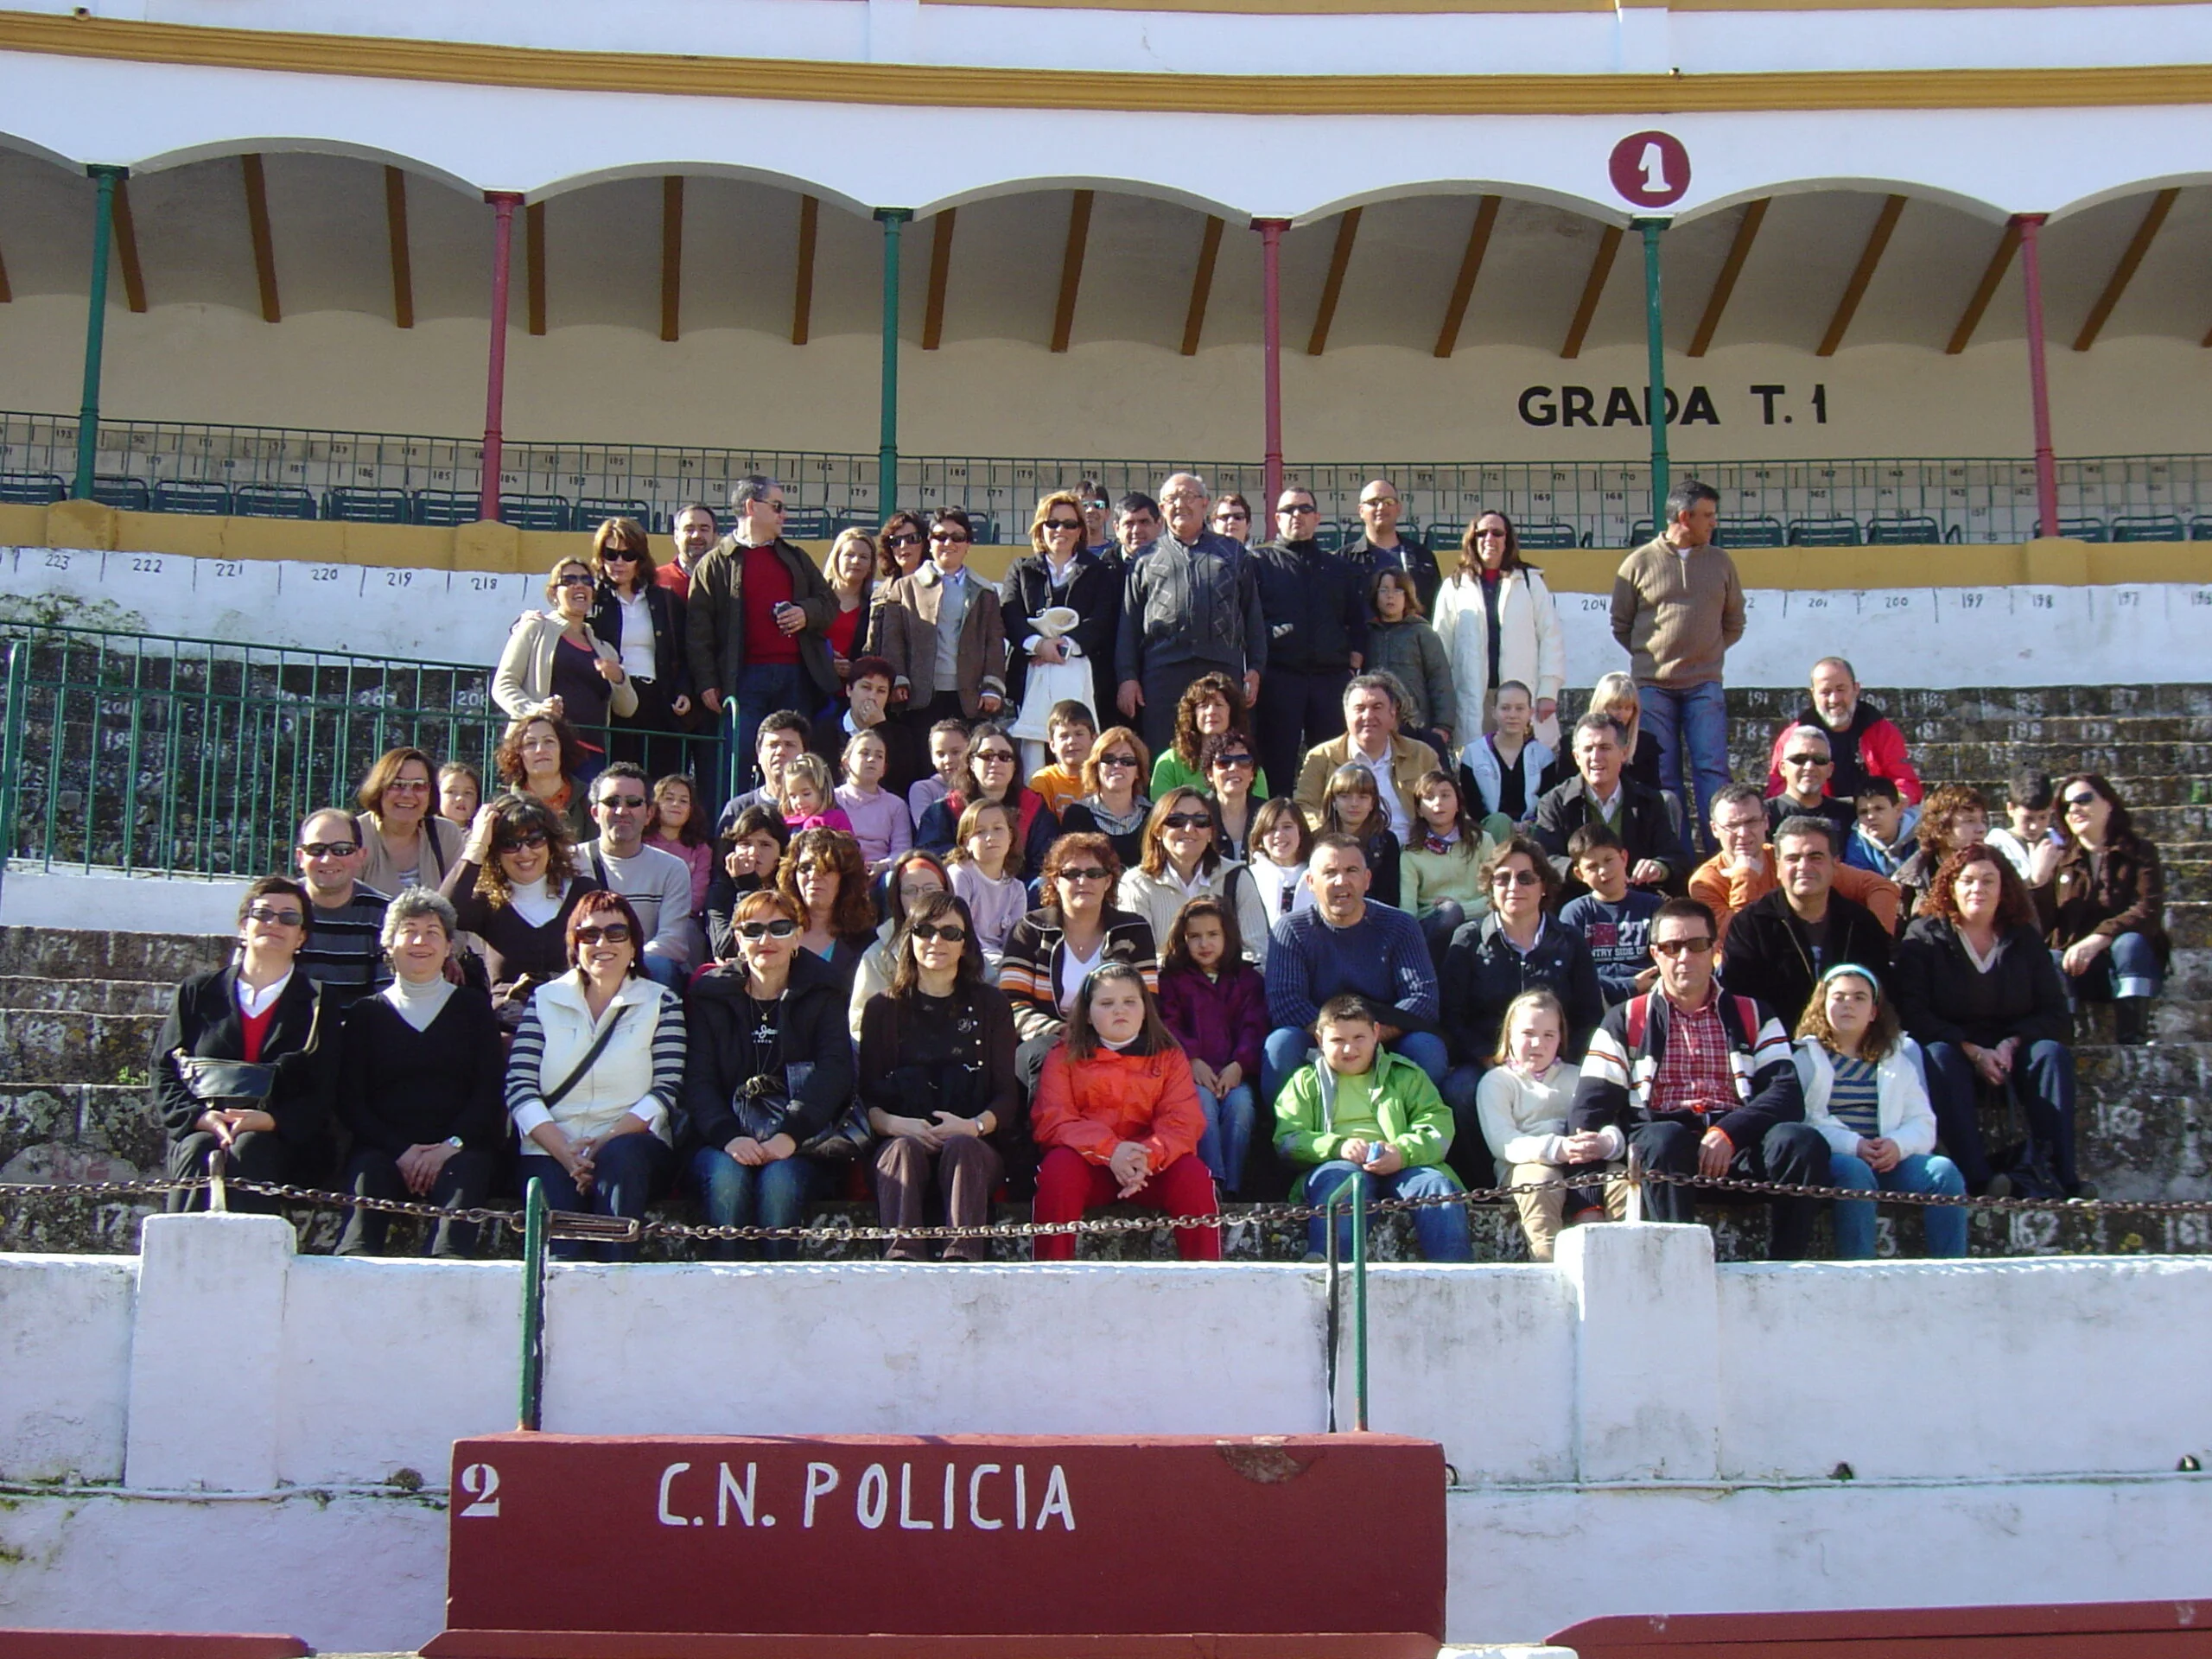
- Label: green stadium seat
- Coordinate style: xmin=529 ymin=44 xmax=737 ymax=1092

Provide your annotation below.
xmin=966 ymin=514 xmax=1001 ymax=545
xmin=1629 ymin=519 xmax=1656 ymax=545
xmin=2190 ymin=517 xmax=2212 ymax=542
xmin=499 ymin=494 xmax=573 ymax=532
xmin=1516 ymin=521 xmax=1580 ymax=550
xmin=232 ymin=484 xmax=318 ymax=520
xmin=1787 ymin=517 xmax=1862 ymax=546
xmin=1717 ymin=515 xmax=1787 ymax=548
xmin=327 ymin=487 xmax=410 ymax=524
xmin=575 ymin=498 xmax=653 ymax=532
xmin=783 ymin=507 xmax=831 ymax=538
xmin=1866 ymin=514 xmax=1942 ymax=544
xmin=2036 ymin=517 xmax=2108 ymax=543
xmin=151 ymin=480 xmax=232 ymax=515
xmin=91 ymin=475 xmax=151 ymax=512
xmin=830 ymin=508 xmax=880 ymax=537
xmin=1313 ymin=520 xmax=1346 ymax=555
xmin=0 ymin=472 xmax=67 ymax=505
xmin=2109 ymin=513 xmax=2184 ymax=543
xmin=412 ymin=489 xmax=480 ymax=527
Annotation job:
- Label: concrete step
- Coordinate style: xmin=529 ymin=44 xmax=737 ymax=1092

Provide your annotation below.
xmin=1720 ymin=683 xmax=2212 ymax=722
xmin=0 ymin=975 xmax=172 ymax=1015
xmin=0 ymin=926 xmax=229 ymax=983
xmin=0 ymin=1005 xmax=161 ymax=1086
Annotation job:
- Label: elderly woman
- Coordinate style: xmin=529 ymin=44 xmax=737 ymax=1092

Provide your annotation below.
xmin=1116 ymin=788 xmax=1271 ymax=969
xmin=1432 ymin=512 xmax=1565 ymax=746
xmin=1896 ymin=845 xmax=2084 ymax=1198
xmin=589 ymin=516 xmax=693 ymax=778
xmin=685 ymin=889 xmax=861 ymax=1259
xmin=2044 ymin=772 xmax=2170 ymax=1046
xmin=493 ymin=553 xmax=639 ymax=782
xmin=441 ymin=795 xmax=594 ymax=1021
xmin=860 ymin=890 xmax=1020 ymax=1261
xmin=493 ymin=707 xmax=594 ymax=840
xmin=506 ymin=891 xmax=687 ymax=1258
xmin=354 ymin=747 xmax=467 ymax=895
xmin=335 ymin=888 xmax=505 ymax=1257
xmin=875 ymin=506 xmax=1007 ymax=731
xmin=154 ymin=875 xmax=334 ymax=1213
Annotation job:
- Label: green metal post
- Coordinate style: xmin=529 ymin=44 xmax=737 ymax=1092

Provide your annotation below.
xmin=1635 ymin=216 xmax=1670 ymax=531
xmin=1350 ymin=1176 xmax=1370 ymax=1432
xmin=1323 ymin=1196 xmax=1341 ymax=1433
xmin=518 ymin=1176 xmax=548 ymax=1431
xmin=74 ymin=166 xmax=126 ymax=500
xmin=873 ymin=209 xmax=911 ymax=520
xmin=0 ymin=643 xmax=28 ymax=905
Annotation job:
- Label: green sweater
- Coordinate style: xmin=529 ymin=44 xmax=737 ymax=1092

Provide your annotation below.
xmin=1274 ymin=1046 xmax=1455 ymax=1168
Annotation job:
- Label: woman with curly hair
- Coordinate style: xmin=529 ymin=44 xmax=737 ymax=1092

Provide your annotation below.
xmin=493 ymin=707 xmax=594 ymax=841
xmin=440 ymin=793 xmax=594 ymax=1020
xmin=1149 ymin=671 xmax=1268 ymax=801
xmin=861 ymin=511 xmax=929 ymax=658
xmin=2045 ymin=772 xmax=2170 ymax=1046
xmin=1895 ymin=843 xmax=2084 ymax=1198
xmin=1891 ymin=783 xmax=1990 ymax=921
xmin=776 ymin=826 xmax=878 ymax=989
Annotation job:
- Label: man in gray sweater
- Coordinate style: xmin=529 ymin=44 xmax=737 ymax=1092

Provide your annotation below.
xmin=1116 ymin=472 xmax=1268 ymax=758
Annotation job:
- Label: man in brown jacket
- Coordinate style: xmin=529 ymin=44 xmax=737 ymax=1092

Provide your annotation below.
xmin=1611 ymin=478 xmax=1745 ymax=855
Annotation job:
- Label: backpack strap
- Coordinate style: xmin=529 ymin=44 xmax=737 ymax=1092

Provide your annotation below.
xmin=1624 ymin=990 xmax=1650 ymax=1052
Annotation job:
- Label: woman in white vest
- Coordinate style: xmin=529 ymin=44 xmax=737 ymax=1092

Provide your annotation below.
xmin=1429 ymin=511 xmax=1566 ymax=749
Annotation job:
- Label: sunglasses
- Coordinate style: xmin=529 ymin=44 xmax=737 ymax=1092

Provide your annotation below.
xmin=556 ymin=575 xmax=595 ymax=590
xmin=1211 ymin=753 xmax=1255 ymax=770
xmin=1044 ymin=518 xmax=1084 ymax=532
xmin=1058 ymin=867 xmax=1110 ymax=883
xmin=1215 ymin=510 xmax=1249 ymax=523
xmin=597 ymin=795 xmax=648 ymax=810
xmin=1279 ymin=503 xmax=1319 ymax=515
xmin=601 ymin=549 xmax=641 ymax=563
xmin=1491 ymin=868 xmax=1541 ymax=887
xmin=1084 ymin=499 xmax=1110 ymax=511
xmin=299 ymin=841 xmax=359 ymax=858
xmin=760 ymin=501 xmax=787 ymax=512
xmin=245 ymin=905 xmax=305 ymax=926
xmin=886 ymin=531 xmax=923 ymax=549
xmin=910 ymin=923 xmax=969 ymax=944
xmin=1097 ymin=753 xmax=1138 ymax=770
xmin=737 ymin=918 xmax=801 ymax=941
xmin=385 ymin=778 xmax=430 ymax=793
xmin=574 ymin=923 xmax=633 ymax=944
xmin=1475 ymin=528 xmax=1509 ymax=539
xmin=1651 ymin=938 xmax=1716 ymax=958
xmin=931 ymin=531 xmax=971 ymax=544
xmin=501 ymin=830 xmax=550 ymax=850
xmin=976 ymin=750 xmax=1016 ymax=766
xmin=2063 ymin=791 xmax=2099 ymax=809
xmin=1784 ymin=753 xmax=1834 ymax=767
xmin=1161 ymin=812 xmax=1212 ymax=830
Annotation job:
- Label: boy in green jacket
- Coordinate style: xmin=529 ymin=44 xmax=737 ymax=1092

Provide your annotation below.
xmin=1275 ymin=995 xmax=1471 ymax=1262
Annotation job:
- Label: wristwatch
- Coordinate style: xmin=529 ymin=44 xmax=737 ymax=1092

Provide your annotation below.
xmin=445 ymin=1136 xmax=464 ymax=1149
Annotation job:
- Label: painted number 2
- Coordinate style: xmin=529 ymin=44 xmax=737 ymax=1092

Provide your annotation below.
xmin=459 ymin=1461 xmax=501 ymax=1517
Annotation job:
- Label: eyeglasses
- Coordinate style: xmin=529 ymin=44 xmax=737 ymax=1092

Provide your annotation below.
xmin=886 ymin=531 xmax=922 ymax=550
xmin=1651 ymin=937 xmax=1716 ymax=958
xmin=931 ymin=531 xmax=971 ymax=544
xmin=245 ymin=905 xmax=305 ymax=926
xmin=910 ymin=923 xmax=969 ymax=944
xmin=1057 ymin=867 xmax=1110 ymax=883
xmin=1161 ymin=812 xmax=1212 ymax=830
xmin=1361 ymin=497 xmax=1400 ymax=509
xmin=1211 ymin=753 xmax=1255 ymax=770
xmin=2063 ymin=791 xmax=2099 ymax=809
xmin=385 ymin=779 xmax=430 ymax=793
xmin=976 ymin=749 xmax=1015 ymax=766
xmin=299 ymin=841 xmax=359 ymax=858
xmin=760 ymin=500 xmax=787 ymax=513
xmin=1084 ymin=499 xmax=1109 ymax=511
xmin=597 ymin=794 xmax=648 ymax=810
xmin=601 ymin=549 xmax=640 ymax=563
xmin=1278 ymin=503 xmax=1318 ymax=515
xmin=501 ymin=830 xmax=550 ymax=850
xmin=1491 ymin=868 xmax=1541 ymax=887
xmin=1097 ymin=753 xmax=1138 ymax=771
xmin=1474 ymin=528 xmax=1509 ymax=540
xmin=737 ymin=918 xmax=800 ymax=941
xmin=1784 ymin=753 xmax=1834 ymax=768
xmin=1044 ymin=518 xmax=1084 ymax=532
xmin=574 ymin=924 xmax=633 ymax=945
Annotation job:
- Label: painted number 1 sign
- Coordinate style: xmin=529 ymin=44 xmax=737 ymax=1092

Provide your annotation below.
xmin=1610 ymin=130 xmax=1691 ymax=208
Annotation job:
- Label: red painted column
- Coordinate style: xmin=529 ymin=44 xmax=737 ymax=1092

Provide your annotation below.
xmin=480 ymin=191 xmax=523 ymax=524
xmin=1255 ymin=218 xmax=1288 ymax=512
xmin=2017 ymin=212 xmax=2060 ymax=537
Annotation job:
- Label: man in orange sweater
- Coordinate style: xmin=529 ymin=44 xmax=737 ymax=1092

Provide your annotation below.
xmin=1691 ymin=783 xmax=1900 ymax=948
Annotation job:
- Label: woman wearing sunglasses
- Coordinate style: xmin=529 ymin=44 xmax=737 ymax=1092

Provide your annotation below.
xmin=493 ymin=554 xmax=639 ymax=785
xmin=506 ymin=891 xmax=685 ymax=1258
xmin=442 ymin=795 xmax=596 ymax=1023
xmin=874 ymin=506 xmax=1007 ymax=730
xmin=1116 ymin=788 xmax=1271 ymax=969
xmin=861 ymin=512 xmax=929 ymax=658
xmin=1001 ymin=489 xmax=1124 ymax=740
xmin=915 ymin=721 xmax=1061 ymax=876
xmin=2044 ymin=772 xmax=2168 ymax=1047
xmin=588 ymin=517 xmax=694 ymax=779
xmin=685 ymin=889 xmax=860 ymax=1258
xmin=156 ymin=875 xmax=334 ymax=1215
xmin=858 ymin=891 xmax=1019 ymax=1260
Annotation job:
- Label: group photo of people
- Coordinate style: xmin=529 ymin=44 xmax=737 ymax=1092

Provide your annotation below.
xmin=154 ymin=472 xmax=2171 ymax=1264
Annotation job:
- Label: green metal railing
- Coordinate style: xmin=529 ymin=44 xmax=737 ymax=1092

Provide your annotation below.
xmin=1322 ymin=1172 xmax=1371 ymax=1434
xmin=10 ymin=410 xmax=2212 ymax=545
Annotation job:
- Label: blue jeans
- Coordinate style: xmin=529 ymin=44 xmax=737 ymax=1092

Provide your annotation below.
xmin=640 ymin=952 xmax=689 ymax=993
xmin=517 ymin=1132 xmax=672 ymax=1262
xmin=1638 ymin=681 xmax=1729 ymax=853
xmin=1301 ymin=1160 xmax=1471 ymax=1262
xmin=1262 ymin=1026 xmax=1448 ymax=1107
xmin=1829 ymin=1150 xmax=1967 ymax=1259
xmin=690 ymin=1144 xmax=823 ymax=1261
xmin=1440 ymin=1063 xmax=1490 ymax=1184
xmin=1196 ymin=1083 xmax=1257 ymax=1195
xmin=726 ymin=660 xmax=810 ymax=801
xmin=1923 ymin=1039 xmax=2079 ymax=1192
xmin=2075 ymin=930 xmax=2164 ymax=1001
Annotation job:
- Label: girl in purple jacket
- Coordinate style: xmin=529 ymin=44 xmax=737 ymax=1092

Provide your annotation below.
xmin=1156 ymin=896 xmax=1267 ymax=1195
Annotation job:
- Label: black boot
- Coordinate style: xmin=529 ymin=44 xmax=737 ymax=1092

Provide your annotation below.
xmin=2114 ymin=998 xmax=2152 ymax=1047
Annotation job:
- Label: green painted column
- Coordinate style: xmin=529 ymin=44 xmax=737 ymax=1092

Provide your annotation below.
xmin=1634 ymin=216 xmax=1669 ymax=531
xmin=874 ymin=208 xmax=911 ymax=518
xmin=74 ymin=165 xmax=127 ymax=500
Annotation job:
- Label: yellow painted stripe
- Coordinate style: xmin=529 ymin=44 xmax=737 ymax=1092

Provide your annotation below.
xmin=6 ymin=501 xmax=2205 ymax=589
xmin=3 ymin=12 xmax=2212 ymax=117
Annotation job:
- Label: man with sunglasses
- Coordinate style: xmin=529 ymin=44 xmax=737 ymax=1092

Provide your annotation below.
xmin=582 ymin=763 xmax=697 ymax=990
xmin=874 ymin=505 xmax=1007 ymax=729
xmin=684 ymin=474 xmax=837 ymax=803
xmin=1116 ymin=473 xmax=1267 ymax=759
xmin=1341 ymin=479 xmax=1442 ymax=613
xmin=1762 ymin=725 xmax=1859 ymax=845
xmin=1249 ymin=486 xmax=1367 ymax=794
xmin=294 ymin=808 xmax=392 ymax=1010
xmin=1567 ymin=896 xmax=1827 ymax=1259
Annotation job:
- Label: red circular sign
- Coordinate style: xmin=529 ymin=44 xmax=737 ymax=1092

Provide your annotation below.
xmin=1609 ymin=130 xmax=1691 ymax=208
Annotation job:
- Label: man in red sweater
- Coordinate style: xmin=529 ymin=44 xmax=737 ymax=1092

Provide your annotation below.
xmin=1764 ymin=655 xmax=1923 ymax=807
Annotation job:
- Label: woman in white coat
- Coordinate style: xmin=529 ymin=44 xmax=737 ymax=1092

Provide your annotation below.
xmin=1429 ymin=512 xmax=1565 ymax=749
xmin=1792 ymin=963 xmax=1966 ymax=1259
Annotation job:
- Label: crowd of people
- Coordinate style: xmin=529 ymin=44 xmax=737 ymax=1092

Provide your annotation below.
xmin=151 ymin=474 xmax=2171 ymax=1265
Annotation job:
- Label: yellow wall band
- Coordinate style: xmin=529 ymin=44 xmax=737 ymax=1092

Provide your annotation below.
xmin=4 ymin=12 xmax=2212 ymax=119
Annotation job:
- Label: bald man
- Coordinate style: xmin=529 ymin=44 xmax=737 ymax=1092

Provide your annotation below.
xmin=1341 ymin=478 xmax=1442 ymax=612
xmin=1115 ymin=471 xmax=1267 ymax=757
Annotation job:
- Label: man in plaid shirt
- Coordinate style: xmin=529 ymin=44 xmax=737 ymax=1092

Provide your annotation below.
xmin=1567 ymin=896 xmax=1827 ymax=1259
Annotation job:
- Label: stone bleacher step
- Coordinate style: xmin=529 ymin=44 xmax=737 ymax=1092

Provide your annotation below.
xmin=0 ymin=926 xmax=230 ymax=984
xmin=0 ymin=1004 xmax=162 ymax=1087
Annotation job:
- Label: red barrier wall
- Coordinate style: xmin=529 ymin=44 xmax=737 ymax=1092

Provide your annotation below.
xmin=1553 ymin=1600 xmax=2212 ymax=1658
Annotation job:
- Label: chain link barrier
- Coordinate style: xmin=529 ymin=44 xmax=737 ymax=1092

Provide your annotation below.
xmin=10 ymin=1163 xmax=2212 ymax=1249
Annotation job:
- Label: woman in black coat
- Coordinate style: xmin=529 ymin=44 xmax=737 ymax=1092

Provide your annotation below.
xmin=1895 ymin=844 xmax=2082 ymax=1198
xmin=588 ymin=516 xmax=693 ymax=778
xmin=999 ymin=490 xmax=1123 ymax=729
xmin=153 ymin=876 xmax=334 ymax=1212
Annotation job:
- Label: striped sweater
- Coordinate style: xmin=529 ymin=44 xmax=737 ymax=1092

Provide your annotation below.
xmin=1567 ymin=987 xmax=1803 ymax=1158
xmin=505 ymin=972 xmax=688 ymax=1146
xmin=996 ymin=906 xmax=1160 ymax=1045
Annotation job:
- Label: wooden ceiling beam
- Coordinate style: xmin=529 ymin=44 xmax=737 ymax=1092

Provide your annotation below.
xmin=659 ymin=175 xmax=684 ymax=342
xmin=1050 ymin=188 xmax=1094 ymax=353
xmin=525 ymin=199 xmax=546 ymax=335
xmin=239 ymin=153 xmax=280 ymax=322
xmin=2075 ymin=186 xmax=2177 ymax=352
xmin=791 ymin=193 xmax=819 ymax=345
xmin=1687 ymin=195 xmax=1768 ymax=358
xmin=1560 ymin=223 xmax=1624 ymax=359
xmin=921 ymin=207 xmax=956 ymax=351
xmin=383 ymin=165 xmax=414 ymax=329
xmin=1305 ymin=206 xmax=1362 ymax=356
xmin=1817 ymin=193 xmax=1905 ymax=357
xmin=111 ymin=175 xmax=147 ymax=313
xmin=1433 ymin=194 xmax=1500 ymax=359
xmin=1945 ymin=216 xmax=2022 ymax=354
xmin=1179 ymin=213 xmax=1224 ymax=356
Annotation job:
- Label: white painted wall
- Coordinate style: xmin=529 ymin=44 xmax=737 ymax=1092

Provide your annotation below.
xmin=3 ymin=1217 xmax=2209 ymax=1650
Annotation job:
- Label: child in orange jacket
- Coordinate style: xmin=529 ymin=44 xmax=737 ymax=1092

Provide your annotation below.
xmin=1028 ymin=961 xmax=1220 ymax=1262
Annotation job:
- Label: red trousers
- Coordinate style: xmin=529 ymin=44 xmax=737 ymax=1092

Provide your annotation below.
xmin=1031 ymin=1147 xmax=1221 ymax=1262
